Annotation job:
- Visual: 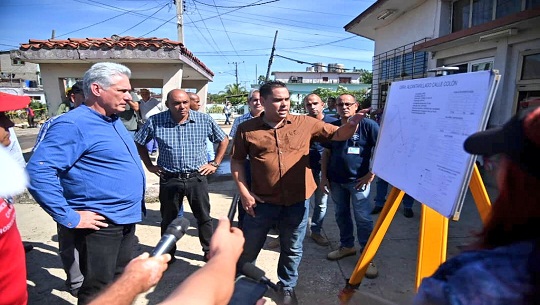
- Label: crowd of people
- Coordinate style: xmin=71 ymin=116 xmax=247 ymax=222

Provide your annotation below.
xmin=1 ymin=61 xmax=538 ymax=305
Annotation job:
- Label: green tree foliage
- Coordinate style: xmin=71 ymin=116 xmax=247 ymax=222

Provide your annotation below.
xmin=208 ymin=83 xmax=248 ymax=106
xmin=359 ymin=69 xmax=373 ymax=84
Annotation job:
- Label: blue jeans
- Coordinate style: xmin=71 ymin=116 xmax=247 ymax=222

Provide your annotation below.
xmin=237 ymin=199 xmax=309 ymax=289
xmin=374 ymin=177 xmax=414 ymax=209
xmin=310 ymin=169 xmax=328 ymax=234
xmin=329 ymin=181 xmax=373 ymax=249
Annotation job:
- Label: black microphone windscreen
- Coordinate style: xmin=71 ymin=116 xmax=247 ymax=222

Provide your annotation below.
xmin=242 ymin=262 xmax=265 ymax=281
xmin=165 ymin=217 xmax=190 ymax=239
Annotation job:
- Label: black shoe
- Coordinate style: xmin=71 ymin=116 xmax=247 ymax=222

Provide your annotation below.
xmin=281 ymin=288 xmax=298 ymax=305
xmin=370 ymin=206 xmax=383 ymax=215
xmin=276 ymin=282 xmax=298 ymax=305
xmin=403 ymin=208 xmax=414 ymax=218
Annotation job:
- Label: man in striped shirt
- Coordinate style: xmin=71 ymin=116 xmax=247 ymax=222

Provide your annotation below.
xmin=135 ymin=89 xmax=229 ymax=262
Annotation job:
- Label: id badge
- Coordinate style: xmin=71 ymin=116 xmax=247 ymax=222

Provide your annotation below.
xmin=347 ymin=147 xmax=360 ymax=154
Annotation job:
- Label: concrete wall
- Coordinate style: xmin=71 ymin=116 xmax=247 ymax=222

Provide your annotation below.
xmin=38 ymin=62 xmax=210 ymax=114
xmin=373 ymin=1 xmax=438 ymax=55
xmin=365 ymin=0 xmax=540 ymax=127
xmin=0 ymin=52 xmax=40 ymax=83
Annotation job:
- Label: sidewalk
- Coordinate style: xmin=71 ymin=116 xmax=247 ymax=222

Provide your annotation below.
xmin=16 ymin=120 xmax=497 ymax=305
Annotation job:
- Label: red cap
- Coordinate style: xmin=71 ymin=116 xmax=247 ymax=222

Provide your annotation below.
xmin=0 ymin=92 xmax=31 ymax=112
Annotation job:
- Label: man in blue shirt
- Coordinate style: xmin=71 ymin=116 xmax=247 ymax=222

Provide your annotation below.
xmin=134 ymin=89 xmax=229 ymax=262
xmin=229 ymin=89 xmax=263 ymax=139
xmin=33 ymin=80 xmax=86 ymax=297
xmin=321 ymin=94 xmax=379 ymax=279
xmin=229 ymin=89 xmax=263 ymax=229
xmin=27 ymin=62 xmax=146 ymax=304
xmin=304 ymin=93 xmax=338 ymax=246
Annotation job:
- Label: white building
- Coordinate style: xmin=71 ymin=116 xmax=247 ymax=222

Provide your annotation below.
xmin=345 ymin=0 xmax=540 ymax=127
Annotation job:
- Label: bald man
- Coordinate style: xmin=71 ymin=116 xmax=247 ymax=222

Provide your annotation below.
xmin=135 ymin=89 xmax=229 ymax=262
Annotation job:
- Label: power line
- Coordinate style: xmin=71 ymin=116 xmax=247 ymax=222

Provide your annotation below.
xmin=190 ymin=0 xmax=230 ymax=61
xmin=59 ymin=1 xmax=166 ymax=38
xmin=192 ymin=0 xmax=279 ymax=9
xmin=211 ymin=0 xmax=241 ymax=58
xmin=274 ymin=53 xmax=371 ymax=71
xmin=185 ymin=13 xmax=226 ymax=60
xmin=139 ymin=14 xmax=177 ymax=37
xmin=120 ymin=3 xmax=170 ymax=35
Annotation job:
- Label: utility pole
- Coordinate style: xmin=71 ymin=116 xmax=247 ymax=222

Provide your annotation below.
xmin=228 ymin=61 xmax=243 ymax=86
xmin=265 ymin=30 xmax=278 ymax=81
xmin=174 ymin=0 xmax=184 ymax=43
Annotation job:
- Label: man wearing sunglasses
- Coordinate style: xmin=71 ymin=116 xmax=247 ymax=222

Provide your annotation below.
xmin=321 ymin=94 xmax=379 ymax=279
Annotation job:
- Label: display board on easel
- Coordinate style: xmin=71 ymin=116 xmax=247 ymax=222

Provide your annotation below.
xmin=338 ymin=70 xmax=501 ymax=304
xmin=372 ymin=70 xmax=500 ymax=219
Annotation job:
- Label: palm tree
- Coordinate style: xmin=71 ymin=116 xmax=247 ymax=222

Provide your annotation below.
xmin=223 ymin=83 xmax=248 ymax=106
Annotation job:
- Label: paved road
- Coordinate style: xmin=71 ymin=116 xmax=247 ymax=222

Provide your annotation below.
xmin=13 ymin=126 xmax=39 ymax=152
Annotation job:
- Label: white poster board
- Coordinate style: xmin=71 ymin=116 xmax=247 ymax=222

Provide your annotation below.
xmin=372 ymin=70 xmax=499 ymax=218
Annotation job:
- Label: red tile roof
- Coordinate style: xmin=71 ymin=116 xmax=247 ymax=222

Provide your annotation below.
xmin=20 ymin=36 xmax=213 ymax=76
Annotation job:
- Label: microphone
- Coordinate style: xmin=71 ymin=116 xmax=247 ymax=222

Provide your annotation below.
xmin=150 ymin=217 xmax=190 ymax=257
xmin=242 ymin=262 xmax=279 ymax=292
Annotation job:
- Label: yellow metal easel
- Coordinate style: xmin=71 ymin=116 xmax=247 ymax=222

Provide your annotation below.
xmin=338 ymin=165 xmax=492 ymax=303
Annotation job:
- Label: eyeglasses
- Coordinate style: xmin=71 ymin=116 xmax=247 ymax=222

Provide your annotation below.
xmin=336 ymin=102 xmax=356 ymax=107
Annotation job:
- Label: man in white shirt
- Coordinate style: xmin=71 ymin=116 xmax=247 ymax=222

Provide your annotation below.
xmin=138 ymin=89 xmax=165 ymax=155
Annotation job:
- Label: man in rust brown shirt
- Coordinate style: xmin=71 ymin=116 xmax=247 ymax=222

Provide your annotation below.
xmin=230 ymin=80 xmax=369 ymax=305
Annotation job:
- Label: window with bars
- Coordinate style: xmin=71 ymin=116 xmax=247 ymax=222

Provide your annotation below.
xmin=372 ymin=39 xmax=428 ymax=109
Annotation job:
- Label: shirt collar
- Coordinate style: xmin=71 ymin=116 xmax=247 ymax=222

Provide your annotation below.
xmin=81 ymin=104 xmax=118 ymax=122
xmin=167 ymin=109 xmax=197 ymax=125
xmin=257 ymin=112 xmax=292 ymax=128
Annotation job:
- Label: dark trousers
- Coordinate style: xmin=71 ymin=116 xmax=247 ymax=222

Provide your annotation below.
xmin=57 ymin=224 xmax=84 ymax=292
xmin=159 ymin=174 xmax=213 ymax=254
xmin=236 ymin=159 xmax=252 ymax=229
xmin=74 ymin=222 xmax=136 ymax=305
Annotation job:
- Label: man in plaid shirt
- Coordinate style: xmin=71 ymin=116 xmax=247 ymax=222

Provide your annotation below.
xmin=135 ymin=89 xmax=229 ymax=262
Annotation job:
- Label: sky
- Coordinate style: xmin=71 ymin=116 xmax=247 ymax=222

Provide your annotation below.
xmin=0 ymin=0 xmax=376 ymax=94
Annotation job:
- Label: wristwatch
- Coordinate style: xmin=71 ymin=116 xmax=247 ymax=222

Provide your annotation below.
xmin=209 ymin=161 xmax=220 ymax=168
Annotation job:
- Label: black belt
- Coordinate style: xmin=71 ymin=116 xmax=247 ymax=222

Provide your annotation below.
xmin=162 ymin=171 xmax=199 ymax=179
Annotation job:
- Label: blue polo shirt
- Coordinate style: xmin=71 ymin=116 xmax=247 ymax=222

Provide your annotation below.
xmin=27 ymin=105 xmax=146 ymax=228
xmin=325 ymin=118 xmax=379 ymax=183
xmin=309 ymin=115 xmax=339 ymax=173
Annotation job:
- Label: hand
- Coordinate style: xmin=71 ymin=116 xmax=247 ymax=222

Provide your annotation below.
xmin=76 ymin=211 xmax=108 ymax=230
xmin=198 ymin=164 xmax=217 ymax=176
xmin=148 ymin=165 xmax=164 ymax=177
xmin=320 ymin=176 xmax=330 ymax=195
xmin=207 ymin=217 xmax=244 ymax=262
xmin=122 ymin=252 xmax=170 ymax=293
xmin=240 ymin=192 xmax=264 ymax=217
xmin=347 ymin=107 xmax=372 ymax=126
xmin=354 ymin=172 xmax=375 ymax=191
